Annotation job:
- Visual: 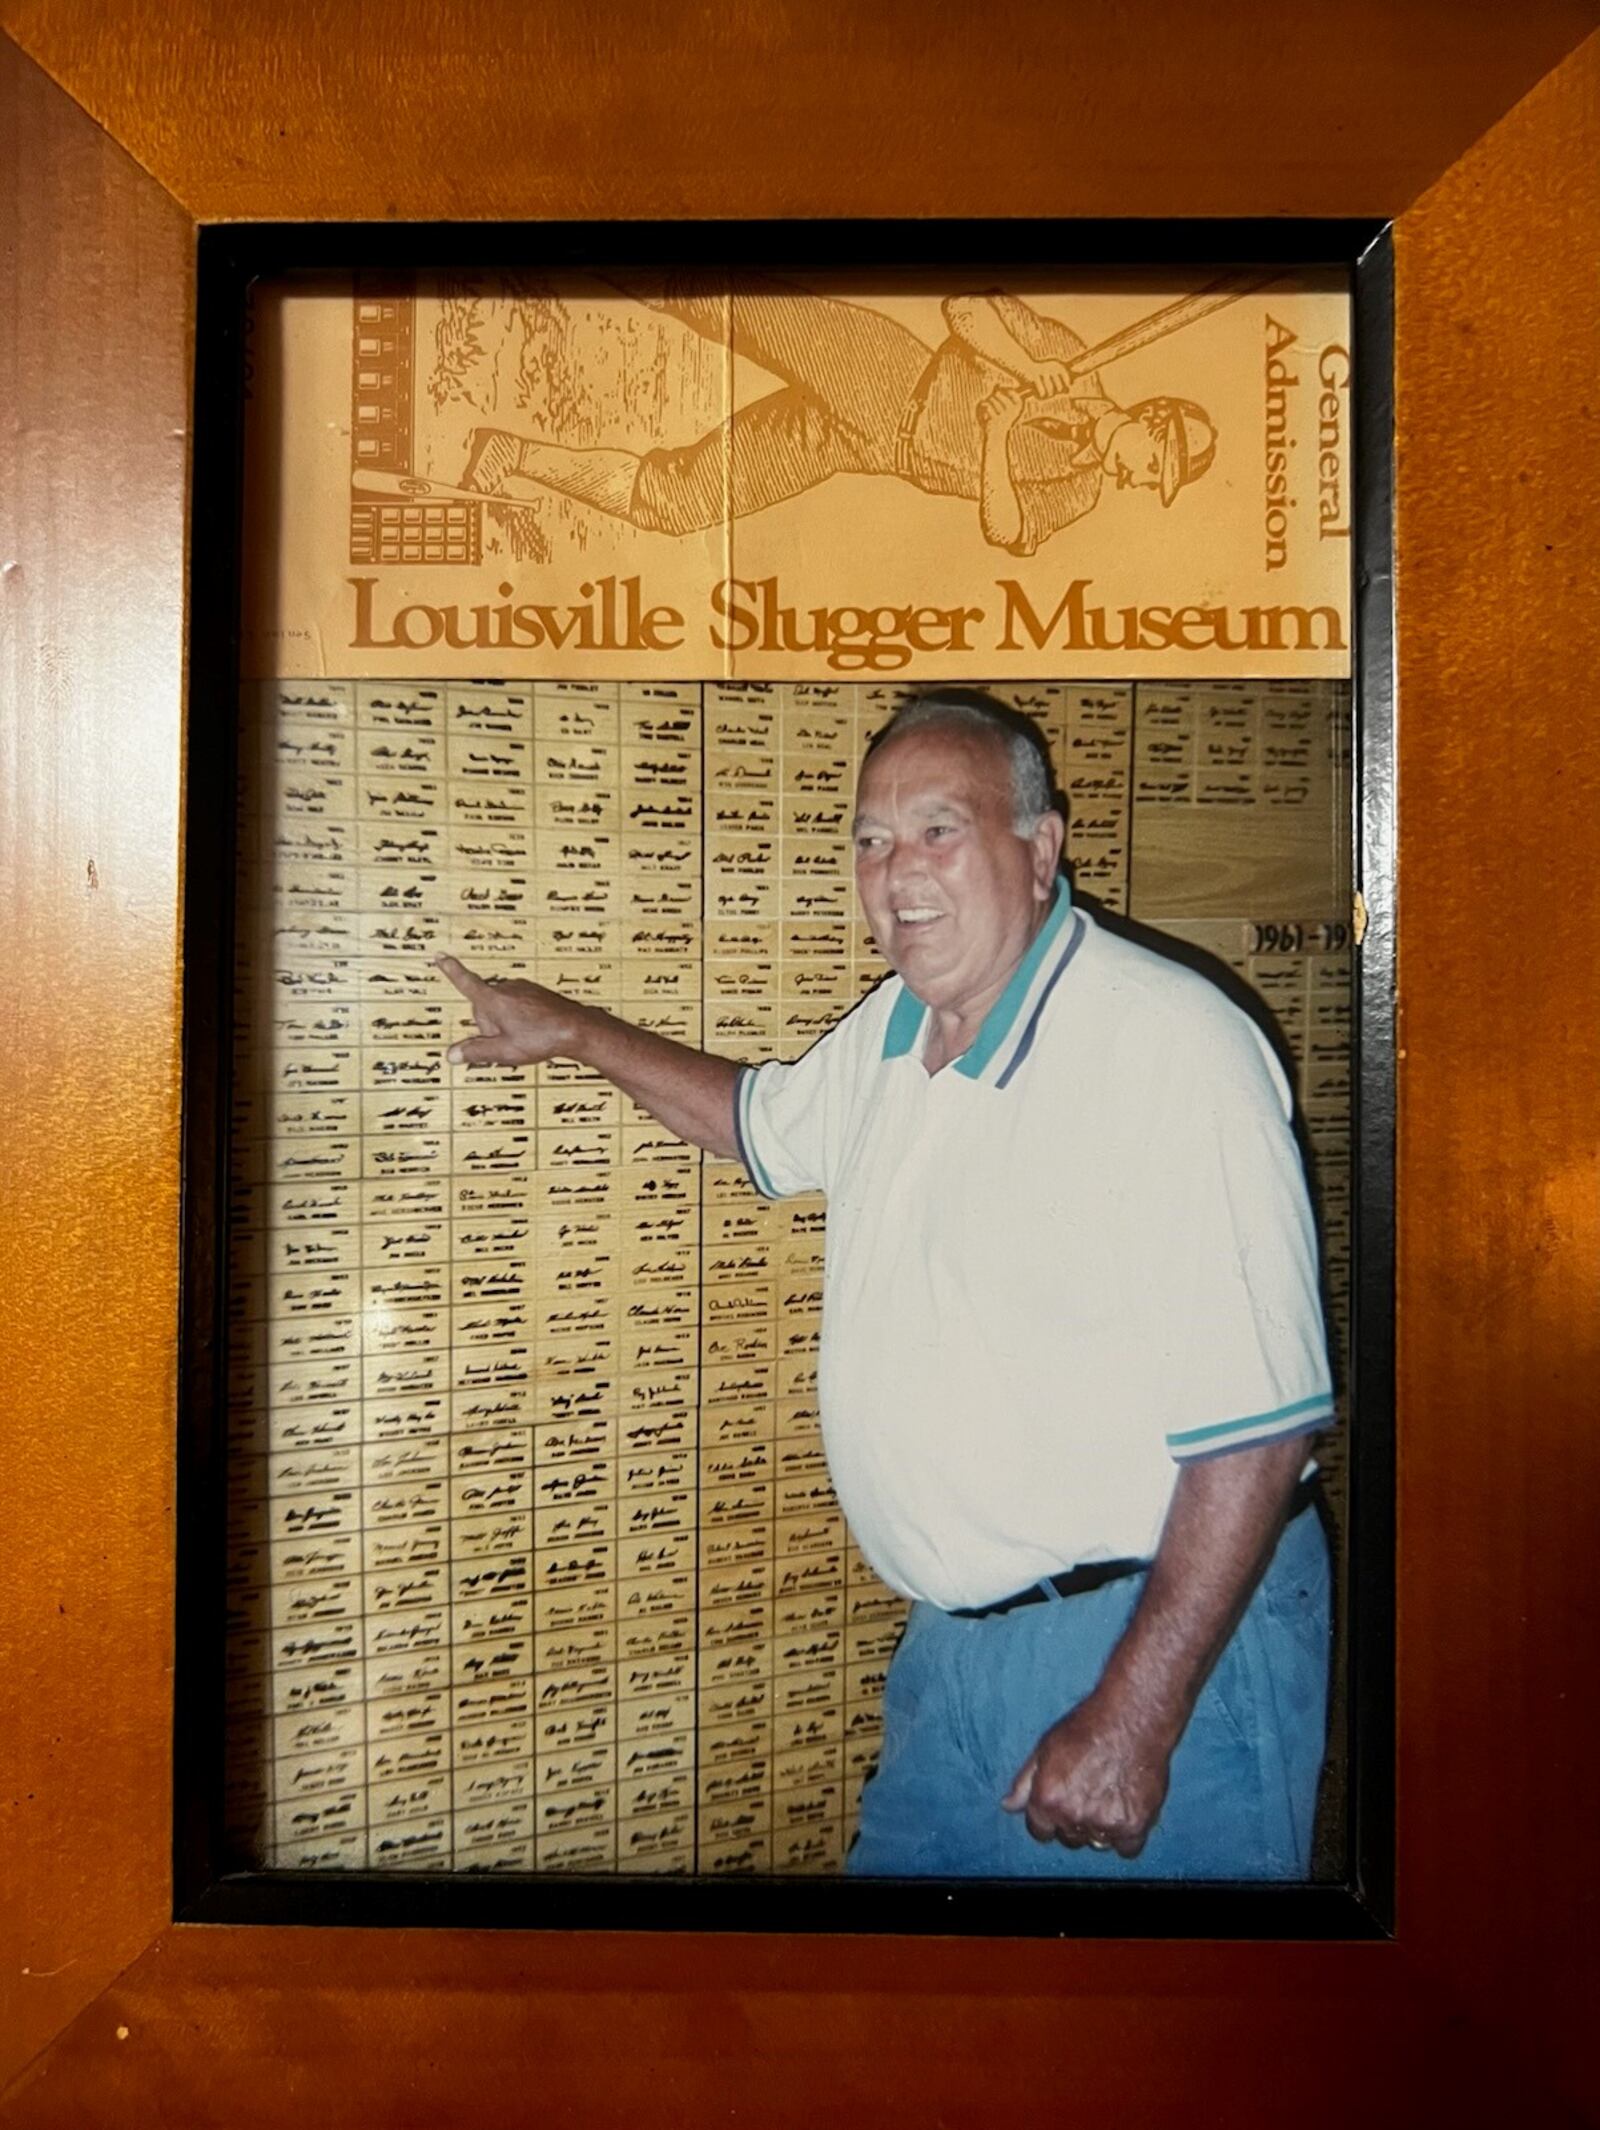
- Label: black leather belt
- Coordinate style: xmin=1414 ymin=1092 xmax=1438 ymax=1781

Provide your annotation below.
xmin=949 ymin=1475 xmax=1320 ymax=1620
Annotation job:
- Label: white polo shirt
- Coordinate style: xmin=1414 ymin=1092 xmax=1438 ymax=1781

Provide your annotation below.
xmin=734 ymin=879 xmax=1334 ymax=1611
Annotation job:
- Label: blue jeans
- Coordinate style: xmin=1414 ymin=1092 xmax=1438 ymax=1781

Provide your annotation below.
xmin=846 ymin=1505 xmax=1331 ymax=1879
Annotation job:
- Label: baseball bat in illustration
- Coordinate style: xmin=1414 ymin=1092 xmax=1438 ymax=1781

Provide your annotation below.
xmin=1064 ymin=270 xmax=1283 ymax=380
xmin=351 ymin=469 xmax=513 ymax=505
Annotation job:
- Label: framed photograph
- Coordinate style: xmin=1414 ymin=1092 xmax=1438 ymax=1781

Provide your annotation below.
xmin=5 ymin=9 xmax=1595 ymax=2121
xmin=175 ymin=221 xmax=1392 ymax=1933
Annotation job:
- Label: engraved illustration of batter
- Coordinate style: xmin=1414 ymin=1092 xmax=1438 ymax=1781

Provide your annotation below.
xmin=457 ymin=280 xmax=1223 ymax=557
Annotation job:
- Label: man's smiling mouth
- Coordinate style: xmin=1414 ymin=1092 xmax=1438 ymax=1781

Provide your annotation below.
xmin=894 ymin=908 xmax=943 ymax=927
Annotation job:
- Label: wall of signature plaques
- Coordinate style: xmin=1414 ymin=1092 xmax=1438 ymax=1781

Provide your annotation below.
xmin=223 ymin=675 xmax=1351 ymax=1875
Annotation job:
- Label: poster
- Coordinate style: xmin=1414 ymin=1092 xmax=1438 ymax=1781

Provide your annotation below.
xmin=245 ymin=268 xmax=1352 ymax=683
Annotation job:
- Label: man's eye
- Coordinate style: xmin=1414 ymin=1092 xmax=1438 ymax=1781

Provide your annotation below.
xmin=926 ymin=824 xmax=954 ymax=840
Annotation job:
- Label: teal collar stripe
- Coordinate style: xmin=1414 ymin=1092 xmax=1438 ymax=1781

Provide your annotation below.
xmin=879 ymin=875 xmax=1075 ymax=1078
xmin=880 ymin=981 xmax=926 ymax=1059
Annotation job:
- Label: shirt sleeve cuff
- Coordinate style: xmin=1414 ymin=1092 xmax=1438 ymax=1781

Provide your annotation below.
xmin=1166 ymin=1392 xmax=1335 ymax=1463
xmin=732 ymin=1064 xmax=783 ymax=1200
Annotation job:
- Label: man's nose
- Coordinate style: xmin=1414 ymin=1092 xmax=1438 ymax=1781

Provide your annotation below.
xmin=882 ymin=837 xmax=921 ymax=891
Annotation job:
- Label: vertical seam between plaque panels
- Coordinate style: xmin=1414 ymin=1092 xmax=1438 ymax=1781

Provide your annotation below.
xmin=770 ymin=684 xmax=780 ymax=1874
xmin=721 ymin=293 xmax=735 ymax=683
xmin=1124 ymin=680 xmax=1140 ymax=913
xmin=693 ymin=678 xmax=707 ymax=1875
xmin=530 ymin=690 xmax=541 ymax=1873
xmin=612 ymin=678 xmax=621 ymax=1880
xmin=360 ymin=677 xmax=373 ymax=1872
xmin=443 ymin=691 xmax=455 ymax=1881
xmin=261 ymin=679 xmax=280 ymax=1876
xmin=446 ymin=678 xmax=457 ymax=1875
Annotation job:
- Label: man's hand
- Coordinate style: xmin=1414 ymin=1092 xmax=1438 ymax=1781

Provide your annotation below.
xmin=1002 ymin=1688 xmax=1173 ymax=1856
xmin=436 ymin=954 xmax=584 ymax=1066
xmin=1000 ymin=1437 xmax=1313 ymax=1858
xmin=435 ymin=952 xmax=743 ymax=1158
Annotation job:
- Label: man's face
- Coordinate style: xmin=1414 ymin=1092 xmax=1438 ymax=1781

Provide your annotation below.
xmin=852 ymin=726 xmax=1063 ymax=1021
xmin=1104 ymin=415 xmax=1164 ymax=491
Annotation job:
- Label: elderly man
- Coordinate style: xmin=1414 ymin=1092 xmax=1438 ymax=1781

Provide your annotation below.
xmin=438 ymin=691 xmax=1333 ymax=1878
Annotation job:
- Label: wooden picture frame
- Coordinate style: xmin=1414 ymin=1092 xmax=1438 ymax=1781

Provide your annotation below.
xmin=4 ymin=6 xmax=1597 ymax=2119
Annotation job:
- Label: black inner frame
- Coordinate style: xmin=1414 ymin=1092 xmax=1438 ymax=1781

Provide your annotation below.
xmin=179 ymin=219 xmax=1395 ymax=1937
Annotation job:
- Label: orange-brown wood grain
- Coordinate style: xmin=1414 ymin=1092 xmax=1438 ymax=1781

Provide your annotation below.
xmin=0 ymin=34 xmax=191 ymax=2089
xmin=0 ymin=1924 xmax=1537 ymax=2128
xmin=0 ymin=0 xmax=1596 ymax=225
xmin=2 ymin=3 xmax=1599 ymax=2122
xmin=1391 ymin=31 xmax=1600 ymax=2113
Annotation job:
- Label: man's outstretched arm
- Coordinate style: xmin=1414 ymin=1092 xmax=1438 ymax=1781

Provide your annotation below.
xmin=437 ymin=954 xmax=742 ymax=1160
xmin=1003 ymin=1433 xmax=1310 ymax=1854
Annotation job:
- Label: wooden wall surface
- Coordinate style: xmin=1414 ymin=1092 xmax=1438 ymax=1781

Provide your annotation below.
xmin=1 ymin=4 xmax=1597 ymax=2122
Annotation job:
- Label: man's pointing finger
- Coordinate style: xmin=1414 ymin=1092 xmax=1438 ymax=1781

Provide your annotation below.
xmin=434 ymin=953 xmax=489 ymax=998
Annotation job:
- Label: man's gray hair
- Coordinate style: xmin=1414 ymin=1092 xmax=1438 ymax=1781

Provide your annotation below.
xmin=866 ymin=689 xmax=1056 ymax=835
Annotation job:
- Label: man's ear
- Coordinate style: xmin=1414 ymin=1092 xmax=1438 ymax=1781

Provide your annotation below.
xmin=1031 ymin=808 xmax=1066 ymax=895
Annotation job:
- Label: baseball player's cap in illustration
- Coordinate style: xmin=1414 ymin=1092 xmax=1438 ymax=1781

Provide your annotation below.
xmin=1129 ymin=397 xmax=1217 ymax=505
